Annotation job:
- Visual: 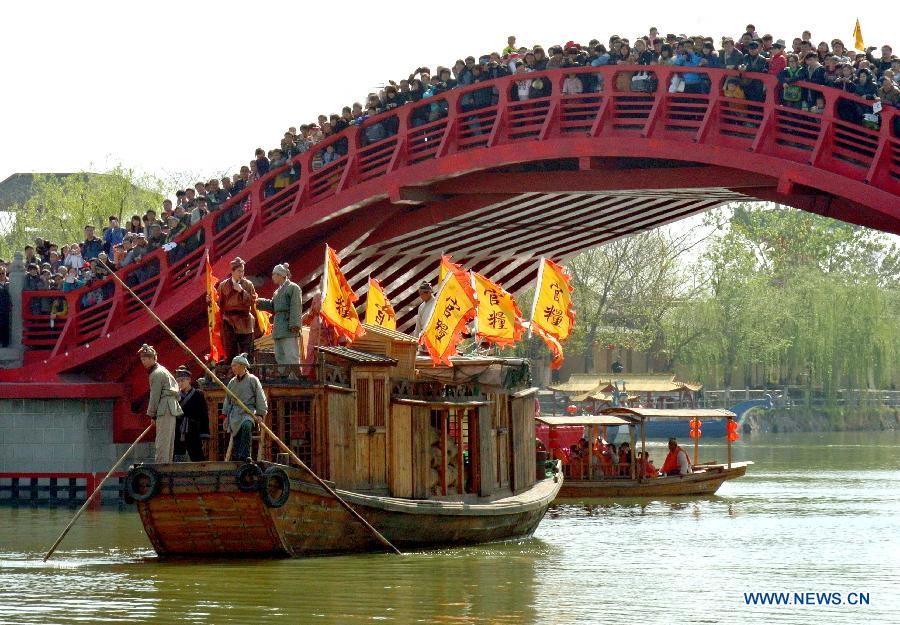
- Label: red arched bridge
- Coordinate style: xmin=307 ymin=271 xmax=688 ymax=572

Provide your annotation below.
xmin=5 ymin=64 xmax=899 ymax=438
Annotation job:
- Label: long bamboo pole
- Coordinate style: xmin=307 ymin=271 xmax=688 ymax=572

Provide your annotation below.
xmin=106 ymin=269 xmax=402 ymax=555
xmin=43 ymin=423 xmax=154 ymax=561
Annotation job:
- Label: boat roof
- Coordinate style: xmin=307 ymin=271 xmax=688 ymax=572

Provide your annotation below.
xmin=600 ymin=407 xmax=736 ymax=419
xmin=360 ymin=323 xmax=418 ymax=343
xmin=317 ymin=346 xmax=398 ymax=365
xmin=536 ymin=415 xmax=634 ymax=427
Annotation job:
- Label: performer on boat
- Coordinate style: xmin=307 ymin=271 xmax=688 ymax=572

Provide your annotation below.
xmin=217 ymin=256 xmax=258 ymax=362
xmin=174 ymin=366 xmax=209 ymax=461
xmin=660 ymin=437 xmax=692 ymax=476
xmin=256 ymin=263 xmax=303 ymax=365
xmin=222 ymin=353 xmax=268 ymax=461
xmin=413 ymin=281 xmax=435 ymax=338
xmin=139 ymin=344 xmax=183 ymax=463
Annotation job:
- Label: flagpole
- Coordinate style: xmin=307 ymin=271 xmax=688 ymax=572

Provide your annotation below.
xmin=527 ymin=257 xmax=546 ymax=338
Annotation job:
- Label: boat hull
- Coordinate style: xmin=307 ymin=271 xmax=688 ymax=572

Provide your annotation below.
xmin=131 ymin=462 xmax=563 ymax=557
xmin=554 ymin=462 xmax=750 ymax=499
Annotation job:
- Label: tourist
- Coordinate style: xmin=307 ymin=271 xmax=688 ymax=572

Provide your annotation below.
xmin=660 ymin=437 xmax=692 ymax=476
xmin=217 ymin=257 xmax=258 ymax=363
xmin=139 ymin=343 xmax=183 ymax=464
xmin=174 ymin=366 xmax=209 ymax=462
xmin=255 ymin=263 xmax=303 ymax=366
xmin=222 ymin=353 xmax=267 ymax=462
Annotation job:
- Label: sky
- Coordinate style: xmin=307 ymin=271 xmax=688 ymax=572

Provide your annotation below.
xmin=2 ymin=2 xmax=895 ymax=187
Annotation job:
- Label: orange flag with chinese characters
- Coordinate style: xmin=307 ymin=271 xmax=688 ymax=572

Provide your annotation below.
xmin=255 ymin=308 xmax=272 ymax=336
xmin=473 ymin=271 xmax=525 ymax=348
xmin=420 ymin=265 xmax=476 ymax=365
xmin=204 ymin=251 xmax=225 ymax=363
xmin=365 ymin=276 xmax=396 ymax=330
xmin=529 ymin=258 xmax=575 ymax=368
xmin=320 ymin=245 xmax=365 ymax=343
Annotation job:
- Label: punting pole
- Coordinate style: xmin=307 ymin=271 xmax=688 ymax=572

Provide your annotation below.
xmin=106 ymin=269 xmax=403 ymax=555
xmin=43 ymin=423 xmax=154 ymax=561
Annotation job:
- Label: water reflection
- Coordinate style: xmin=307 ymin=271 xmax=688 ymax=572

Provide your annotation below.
xmin=1 ymin=431 xmax=899 ymax=624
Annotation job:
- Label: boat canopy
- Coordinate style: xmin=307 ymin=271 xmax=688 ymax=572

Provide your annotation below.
xmin=600 ymin=407 xmax=736 ymax=419
xmin=536 ymin=415 xmax=634 ymax=427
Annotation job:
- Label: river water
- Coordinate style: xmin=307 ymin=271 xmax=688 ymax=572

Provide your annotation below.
xmin=0 ymin=431 xmax=898 ymax=624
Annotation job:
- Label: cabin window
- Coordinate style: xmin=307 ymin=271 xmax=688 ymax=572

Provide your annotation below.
xmin=275 ymin=397 xmax=314 ymax=468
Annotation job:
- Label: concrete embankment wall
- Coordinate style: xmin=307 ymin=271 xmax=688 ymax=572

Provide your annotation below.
xmin=745 ymin=406 xmax=900 ymax=434
xmin=0 ymin=398 xmax=152 ymax=504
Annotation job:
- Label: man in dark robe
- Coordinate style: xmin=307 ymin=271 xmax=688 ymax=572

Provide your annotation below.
xmin=174 ymin=366 xmax=210 ymax=461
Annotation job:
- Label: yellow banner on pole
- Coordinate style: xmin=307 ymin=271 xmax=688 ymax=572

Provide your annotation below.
xmin=529 ymin=258 xmax=575 ymax=369
xmin=320 ymin=245 xmax=365 ymax=343
xmin=204 ymin=251 xmax=225 ymax=363
xmin=472 ymin=272 xmax=525 ymax=348
xmin=364 ymin=276 xmax=396 ymax=330
xmin=853 ymin=19 xmax=865 ymax=52
xmin=420 ymin=266 xmax=476 ymax=365
xmin=438 ymin=255 xmax=461 ymax=284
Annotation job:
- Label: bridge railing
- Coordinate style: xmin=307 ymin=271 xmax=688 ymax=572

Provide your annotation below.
xmin=19 ymin=65 xmax=900 ymax=368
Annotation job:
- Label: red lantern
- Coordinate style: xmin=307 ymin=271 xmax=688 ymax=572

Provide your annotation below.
xmin=566 ymin=405 xmax=578 ymax=415
xmin=689 ymin=418 xmax=702 ymax=430
xmin=727 ymin=420 xmax=738 ymax=433
xmin=727 ymin=431 xmax=740 ymax=442
xmin=689 ymin=428 xmax=702 ymax=439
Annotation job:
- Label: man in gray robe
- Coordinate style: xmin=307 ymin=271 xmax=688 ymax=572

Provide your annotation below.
xmin=255 ymin=263 xmax=303 ymax=365
xmin=139 ymin=344 xmax=183 ymax=463
xmin=223 ymin=353 xmax=268 ymax=461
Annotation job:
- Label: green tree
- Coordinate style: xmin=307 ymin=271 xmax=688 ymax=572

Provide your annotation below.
xmin=0 ymin=165 xmax=164 ymax=259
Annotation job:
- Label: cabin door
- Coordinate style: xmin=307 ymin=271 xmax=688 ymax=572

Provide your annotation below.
xmin=493 ymin=394 xmax=511 ymax=491
xmin=353 ymin=371 xmax=389 ymax=490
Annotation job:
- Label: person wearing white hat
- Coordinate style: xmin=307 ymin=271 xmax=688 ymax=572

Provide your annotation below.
xmin=139 ymin=344 xmax=183 ymax=463
xmin=256 ymin=263 xmax=303 ymax=365
xmin=222 ymin=353 xmax=268 ymax=461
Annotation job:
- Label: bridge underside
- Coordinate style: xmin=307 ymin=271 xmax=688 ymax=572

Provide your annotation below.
xmin=263 ymin=159 xmax=867 ymax=332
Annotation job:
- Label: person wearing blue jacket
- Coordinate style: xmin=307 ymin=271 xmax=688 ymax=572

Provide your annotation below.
xmin=674 ymin=42 xmax=704 ymax=93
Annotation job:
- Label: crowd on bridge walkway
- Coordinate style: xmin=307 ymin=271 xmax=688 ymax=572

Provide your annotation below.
xmin=1 ymin=24 xmax=897 ymax=346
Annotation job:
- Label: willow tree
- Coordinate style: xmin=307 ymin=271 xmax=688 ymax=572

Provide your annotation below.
xmin=0 ymin=165 xmax=164 ymax=258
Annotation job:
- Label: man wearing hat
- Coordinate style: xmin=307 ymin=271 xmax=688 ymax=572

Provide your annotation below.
xmin=139 ymin=344 xmax=183 ymax=463
xmin=413 ymin=281 xmax=436 ymax=339
xmin=222 ymin=354 xmax=268 ymax=461
xmin=256 ymin=263 xmax=303 ymax=365
xmin=174 ymin=366 xmax=209 ymax=461
xmin=216 ymin=256 xmax=258 ymax=363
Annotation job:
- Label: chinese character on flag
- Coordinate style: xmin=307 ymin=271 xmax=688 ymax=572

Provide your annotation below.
xmin=420 ymin=264 xmax=476 ymax=365
xmin=320 ymin=245 xmax=365 ymax=343
xmin=529 ymin=258 xmax=575 ymax=369
xmin=364 ymin=276 xmax=396 ymax=330
xmin=204 ymin=250 xmax=225 ymax=363
xmin=472 ymin=272 xmax=525 ymax=348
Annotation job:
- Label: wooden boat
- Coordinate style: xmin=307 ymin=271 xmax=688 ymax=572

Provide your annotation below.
xmin=130 ymin=459 xmax=560 ymax=556
xmin=126 ymin=324 xmax=562 ymax=557
xmin=539 ymin=407 xmax=752 ymax=501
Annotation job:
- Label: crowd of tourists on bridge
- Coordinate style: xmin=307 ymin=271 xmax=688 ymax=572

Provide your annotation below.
xmin=5 ymin=24 xmax=897 ymax=320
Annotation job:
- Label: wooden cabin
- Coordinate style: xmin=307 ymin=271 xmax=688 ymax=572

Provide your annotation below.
xmin=200 ymin=324 xmax=538 ymax=500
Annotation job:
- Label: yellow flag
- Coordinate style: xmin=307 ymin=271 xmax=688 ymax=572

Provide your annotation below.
xmin=438 ymin=255 xmax=461 ymax=284
xmin=204 ymin=251 xmax=225 ymax=362
xmin=529 ymin=258 xmax=575 ymax=369
xmin=320 ymin=245 xmax=365 ymax=343
xmin=473 ymin=272 xmax=525 ymax=348
xmin=420 ymin=265 xmax=476 ymax=365
xmin=529 ymin=258 xmax=575 ymax=340
xmin=256 ymin=308 xmax=272 ymax=336
xmin=853 ymin=19 xmax=865 ymax=52
xmin=365 ymin=276 xmax=396 ymax=330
